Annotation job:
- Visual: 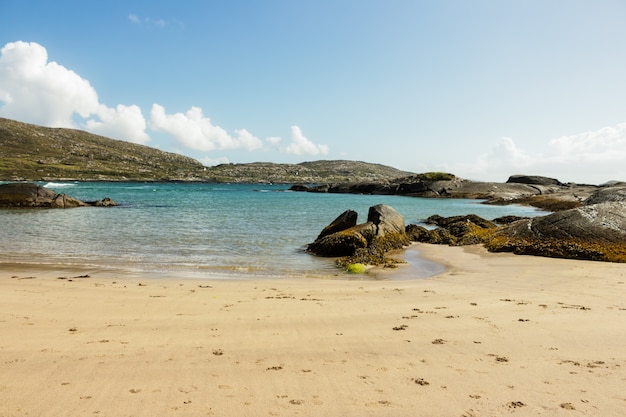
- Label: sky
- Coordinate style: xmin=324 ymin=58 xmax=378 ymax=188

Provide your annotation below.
xmin=1 ymin=0 xmax=625 ymax=184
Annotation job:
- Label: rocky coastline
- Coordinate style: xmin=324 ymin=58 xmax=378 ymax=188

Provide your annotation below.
xmin=307 ymin=179 xmax=626 ymax=269
xmin=291 ymin=173 xmax=607 ymax=211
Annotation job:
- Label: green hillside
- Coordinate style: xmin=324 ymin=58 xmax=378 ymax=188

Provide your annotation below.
xmin=0 ymin=117 xmax=414 ymax=183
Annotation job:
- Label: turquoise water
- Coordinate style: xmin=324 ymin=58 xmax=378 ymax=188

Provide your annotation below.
xmin=0 ymin=182 xmax=548 ymax=278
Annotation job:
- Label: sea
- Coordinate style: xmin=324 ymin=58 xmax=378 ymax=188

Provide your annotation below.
xmin=0 ymin=182 xmax=548 ymax=280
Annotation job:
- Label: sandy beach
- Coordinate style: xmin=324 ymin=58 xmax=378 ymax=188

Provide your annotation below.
xmin=1 ymin=244 xmax=625 ymax=417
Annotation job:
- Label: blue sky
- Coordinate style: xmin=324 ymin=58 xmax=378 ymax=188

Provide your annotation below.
xmin=1 ymin=1 xmax=625 ymax=183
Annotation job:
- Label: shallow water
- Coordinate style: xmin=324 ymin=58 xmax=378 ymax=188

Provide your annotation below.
xmin=0 ymin=182 xmax=548 ymax=279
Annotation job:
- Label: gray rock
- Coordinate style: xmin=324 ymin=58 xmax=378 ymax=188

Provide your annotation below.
xmin=0 ymin=182 xmax=116 ymax=208
xmin=308 ymin=204 xmax=408 ymax=262
xmin=584 ymin=186 xmax=626 ymax=205
xmin=315 ymin=210 xmax=358 ymax=240
xmin=499 ymin=202 xmax=626 ymax=244
xmin=506 ymin=175 xmax=565 ymax=186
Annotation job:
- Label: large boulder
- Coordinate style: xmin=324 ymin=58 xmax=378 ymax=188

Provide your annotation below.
xmin=584 ymin=186 xmax=626 ymax=205
xmin=407 ymin=214 xmax=497 ymax=246
xmin=0 ymin=183 xmax=116 ymax=208
xmin=0 ymin=183 xmax=57 ymax=207
xmin=308 ymin=204 xmax=409 ymax=266
xmin=315 ymin=210 xmax=358 ymax=240
xmin=496 ymin=202 xmax=626 ymax=244
xmin=487 ymin=201 xmax=626 ymax=261
xmin=506 ymin=174 xmax=565 ymax=186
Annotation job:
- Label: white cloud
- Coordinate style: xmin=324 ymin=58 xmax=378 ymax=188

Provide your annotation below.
xmin=128 ymin=14 xmax=184 ymax=29
xmin=266 ymin=136 xmax=282 ymax=148
xmin=0 ymin=41 xmax=99 ymax=127
xmin=284 ymin=126 xmax=329 ymax=155
xmin=128 ymin=14 xmax=141 ymax=24
xmin=149 ymin=104 xmax=263 ymax=151
xmin=0 ymin=41 xmax=150 ymax=144
xmin=85 ymin=104 xmax=150 ymax=144
xmin=201 ymin=156 xmax=230 ymax=166
xmin=459 ymin=123 xmax=626 ymax=184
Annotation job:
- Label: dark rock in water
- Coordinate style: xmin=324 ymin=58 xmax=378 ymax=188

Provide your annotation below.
xmin=506 ymin=175 xmax=565 ymax=187
xmin=315 ymin=210 xmax=358 ymax=240
xmin=309 ymin=223 xmax=375 ymax=257
xmin=584 ymin=186 xmax=626 ymax=205
xmin=0 ymin=182 xmax=116 ymax=208
xmin=289 ymin=184 xmax=310 ymax=192
xmin=308 ymin=204 xmax=409 ymax=266
xmin=0 ymin=183 xmax=57 ymax=207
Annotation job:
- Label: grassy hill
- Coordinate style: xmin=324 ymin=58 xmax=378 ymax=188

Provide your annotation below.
xmin=0 ymin=117 xmax=206 ymax=181
xmin=0 ymin=117 xmax=414 ymax=183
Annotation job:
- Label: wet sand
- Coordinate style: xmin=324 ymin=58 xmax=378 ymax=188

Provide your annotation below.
xmin=1 ymin=243 xmax=625 ymax=416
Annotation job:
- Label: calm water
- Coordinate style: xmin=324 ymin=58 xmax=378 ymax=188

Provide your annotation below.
xmin=0 ymin=182 xmax=548 ymax=279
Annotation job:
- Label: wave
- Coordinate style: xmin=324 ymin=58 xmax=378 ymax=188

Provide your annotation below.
xmin=42 ymin=182 xmax=77 ymax=188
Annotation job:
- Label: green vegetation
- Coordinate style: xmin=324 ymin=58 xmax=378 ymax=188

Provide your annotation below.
xmin=0 ymin=117 xmax=206 ymax=181
xmin=416 ymin=172 xmax=455 ymax=181
xmin=484 ymin=235 xmax=626 ymax=263
xmin=345 ymin=263 xmax=367 ymax=274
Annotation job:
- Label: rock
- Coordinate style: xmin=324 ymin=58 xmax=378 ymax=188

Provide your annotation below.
xmin=506 ymin=175 xmax=565 ymax=186
xmin=410 ymin=214 xmax=497 ymax=246
xmin=50 ymin=193 xmax=87 ymax=208
xmin=367 ymin=204 xmax=406 ymax=236
xmin=0 ymin=182 xmax=116 ymax=208
xmin=584 ymin=186 xmax=626 ymax=205
xmin=0 ymin=183 xmax=56 ymax=207
xmin=424 ymin=214 xmax=496 ymax=229
xmin=95 ymin=197 xmax=117 ymax=207
xmin=497 ymin=202 xmax=626 ymax=245
xmin=308 ymin=223 xmax=374 ymax=257
xmin=315 ymin=210 xmax=358 ymax=240
xmin=288 ymin=184 xmax=310 ymax=192
xmin=487 ymin=202 xmax=626 ymax=261
xmin=308 ymin=204 xmax=409 ymax=266
xmin=493 ymin=215 xmax=529 ymax=224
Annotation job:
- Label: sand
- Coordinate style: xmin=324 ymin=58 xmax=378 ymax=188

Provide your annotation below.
xmin=1 ymin=244 xmax=625 ymax=417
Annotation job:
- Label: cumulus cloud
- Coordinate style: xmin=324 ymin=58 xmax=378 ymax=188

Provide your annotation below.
xmin=0 ymin=41 xmax=99 ymax=127
xmin=85 ymin=104 xmax=150 ymax=144
xmin=0 ymin=41 xmax=150 ymax=144
xmin=201 ymin=156 xmax=230 ymax=166
xmin=149 ymin=104 xmax=263 ymax=151
xmin=284 ymin=126 xmax=329 ymax=155
xmin=461 ymin=123 xmax=626 ymax=184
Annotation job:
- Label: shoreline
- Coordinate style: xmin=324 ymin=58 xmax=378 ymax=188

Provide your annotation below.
xmin=1 ymin=245 xmax=625 ymax=416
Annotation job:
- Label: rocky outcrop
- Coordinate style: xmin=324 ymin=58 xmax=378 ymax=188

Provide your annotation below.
xmin=584 ymin=185 xmax=626 ymax=205
xmin=493 ymin=202 xmax=626 ymax=247
xmin=410 ymin=200 xmax=626 ymax=263
xmin=406 ymin=215 xmax=497 ymax=246
xmin=308 ymin=204 xmax=410 ymax=267
xmin=292 ymin=173 xmax=466 ymax=197
xmin=0 ymin=183 xmax=116 ymax=208
xmin=291 ymin=172 xmax=601 ymax=210
xmin=506 ymin=175 xmax=565 ymax=187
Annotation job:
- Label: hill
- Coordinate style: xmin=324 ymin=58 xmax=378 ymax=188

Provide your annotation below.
xmin=0 ymin=118 xmax=413 ymax=183
xmin=0 ymin=117 xmax=206 ymax=181
xmin=203 ymin=160 xmax=415 ymax=183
